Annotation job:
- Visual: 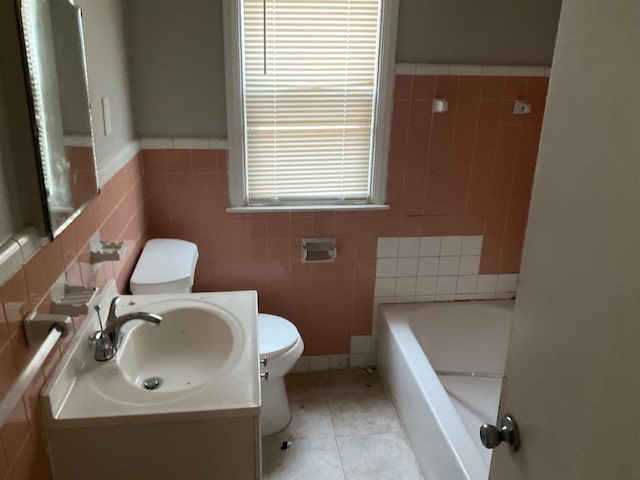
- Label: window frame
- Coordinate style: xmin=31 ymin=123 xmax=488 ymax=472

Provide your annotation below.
xmin=222 ymin=0 xmax=398 ymax=211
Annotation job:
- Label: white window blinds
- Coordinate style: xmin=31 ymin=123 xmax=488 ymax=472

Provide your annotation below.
xmin=242 ymin=0 xmax=382 ymax=204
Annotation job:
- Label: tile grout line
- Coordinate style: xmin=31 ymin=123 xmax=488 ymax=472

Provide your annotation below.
xmin=326 ymin=369 xmax=423 ymax=479
xmin=321 ymin=371 xmax=349 ymax=480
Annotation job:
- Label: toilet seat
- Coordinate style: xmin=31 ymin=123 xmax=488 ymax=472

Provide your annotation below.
xmin=259 ymin=314 xmax=300 ymax=358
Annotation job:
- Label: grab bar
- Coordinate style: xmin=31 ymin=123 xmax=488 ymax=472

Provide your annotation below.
xmin=436 ymin=370 xmax=505 ymax=379
xmin=0 ymin=325 xmax=64 ymax=427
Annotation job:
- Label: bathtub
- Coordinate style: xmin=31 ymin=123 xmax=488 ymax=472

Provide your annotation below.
xmin=377 ymin=300 xmax=513 ymax=480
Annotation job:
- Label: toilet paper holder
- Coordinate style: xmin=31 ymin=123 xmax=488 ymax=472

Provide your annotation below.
xmin=301 ymin=238 xmax=336 ymax=263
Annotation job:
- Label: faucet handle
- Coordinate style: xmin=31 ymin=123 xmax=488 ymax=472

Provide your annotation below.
xmin=88 ymin=329 xmax=111 ymax=343
xmin=90 ymin=330 xmax=116 ymax=361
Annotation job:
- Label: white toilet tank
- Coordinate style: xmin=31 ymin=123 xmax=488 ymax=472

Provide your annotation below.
xmin=130 ymin=239 xmax=199 ymax=294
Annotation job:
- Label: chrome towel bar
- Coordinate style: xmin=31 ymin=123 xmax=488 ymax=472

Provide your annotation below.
xmin=0 ymin=325 xmax=64 ymax=427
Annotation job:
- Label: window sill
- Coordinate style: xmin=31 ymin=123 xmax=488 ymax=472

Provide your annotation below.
xmin=225 ymin=204 xmax=390 ymax=214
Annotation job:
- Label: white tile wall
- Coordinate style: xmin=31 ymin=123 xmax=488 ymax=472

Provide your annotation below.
xmin=419 ymin=236 xmax=441 ymax=256
xmin=376 ymin=258 xmax=397 ymax=278
xmin=374 ymin=235 xmax=518 ymax=303
xmin=461 ymin=235 xmax=483 ymax=255
xmin=418 ymin=257 xmax=439 ymax=276
xmin=438 ymin=256 xmax=460 ymax=275
xmin=416 ymin=276 xmax=437 ymax=296
xmin=476 ymin=274 xmax=498 ymax=293
xmin=397 ymin=258 xmax=418 ymax=277
xmin=376 ymin=238 xmax=398 ymax=258
xmin=459 ymin=256 xmax=481 ymax=275
xmin=440 ymin=236 xmax=463 ymax=256
xmin=398 ymin=237 xmax=420 ymax=257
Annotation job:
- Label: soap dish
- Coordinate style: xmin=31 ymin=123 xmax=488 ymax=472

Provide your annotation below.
xmin=90 ymin=241 xmax=126 ymax=264
xmin=50 ymin=284 xmax=97 ymax=317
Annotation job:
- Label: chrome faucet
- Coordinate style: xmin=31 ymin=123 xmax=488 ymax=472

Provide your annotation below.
xmin=91 ymin=297 xmax=162 ymax=361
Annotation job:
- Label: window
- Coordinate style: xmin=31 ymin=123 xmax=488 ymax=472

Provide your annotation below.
xmin=223 ymin=0 xmax=398 ymax=210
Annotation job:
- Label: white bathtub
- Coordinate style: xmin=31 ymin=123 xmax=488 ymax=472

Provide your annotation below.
xmin=377 ymin=300 xmax=513 ymax=480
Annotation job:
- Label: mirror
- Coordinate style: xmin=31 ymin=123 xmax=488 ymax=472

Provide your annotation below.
xmin=16 ymin=0 xmax=99 ymax=238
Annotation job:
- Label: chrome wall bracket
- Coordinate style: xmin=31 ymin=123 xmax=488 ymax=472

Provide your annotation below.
xmin=90 ymin=240 xmax=126 ymax=264
xmin=24 ymin=311 xmax=73 ymax=346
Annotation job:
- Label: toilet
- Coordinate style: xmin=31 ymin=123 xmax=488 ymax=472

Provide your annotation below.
xmin=258 ymin=313 xmax=304 ymax=435
xmin=130 ymin=238 xmax=304 ymax=436
xmin=130 ymin=239 xmax=199 ymax=294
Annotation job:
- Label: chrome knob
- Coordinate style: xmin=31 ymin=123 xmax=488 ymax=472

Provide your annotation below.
xmin=260 ymin=370 xmax=269 ymax=381
xmin=480 ymin=414 xmax=520 ymax=452
xmin=260 ymin=357 xmax=268 ymax=367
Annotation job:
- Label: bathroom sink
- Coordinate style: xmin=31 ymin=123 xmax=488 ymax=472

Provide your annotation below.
xmin=40 ymin=281 xmax=262 ymax=480
xmin=117 ymin=306 xmax=236 ymax=392
xmin=40 ymin=281 xmax=260 ymax=427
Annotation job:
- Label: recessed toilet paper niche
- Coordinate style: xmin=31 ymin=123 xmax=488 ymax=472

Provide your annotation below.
xmin=301 ymin=238 xmax=336 ymax=263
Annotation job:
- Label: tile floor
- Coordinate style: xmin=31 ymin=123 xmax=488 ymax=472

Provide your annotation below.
xmin=262 ymin=369 xmax=423 ymax=480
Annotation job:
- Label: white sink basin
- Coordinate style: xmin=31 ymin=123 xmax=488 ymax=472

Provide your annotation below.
xmin=118 ymin=306 xmax=236 ymax=392
xmin=41 ymin=281 xmax=260 ymax=427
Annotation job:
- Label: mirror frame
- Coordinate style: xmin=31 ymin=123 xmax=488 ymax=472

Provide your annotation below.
xmin=14 ymin=0 xmax=99 ymax=239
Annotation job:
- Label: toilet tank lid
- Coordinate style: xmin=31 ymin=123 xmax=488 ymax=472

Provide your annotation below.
xmin=130 ymin=239 xmax=199 ymax=290
xmin=259 ymin=313 xmax=300 ymax=358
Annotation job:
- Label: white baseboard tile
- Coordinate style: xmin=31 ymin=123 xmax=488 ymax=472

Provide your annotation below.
xmin=475 ymin=293 xmax=498 ymax=300
xmin=307 ymin=355 xmax=331 ymax=372
xmin=290 ymin=353 xmax=361 ymax=372
xmin=455 ymin=293 xmax=476 ymax=301
xmin=329 ymin=354 xmax=349 ymax=370
xmin=350 ymin=353 xmax=374 ymax=368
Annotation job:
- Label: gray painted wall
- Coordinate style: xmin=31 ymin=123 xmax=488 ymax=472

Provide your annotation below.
xmin=122 ymin=0 xmax=560 ymax=138
xmin=52 ymin=0 xmax=92 ymax=135
xmin=396 ymin=0 xmax=562 ymax=65
xmin=122 ymin=0 xmax=227 ymax=138
xmin=76 ymin=0 xmax=136 ymax=178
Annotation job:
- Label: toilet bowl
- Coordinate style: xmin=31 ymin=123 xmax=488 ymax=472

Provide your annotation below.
xmin=130 ymin=239 xmax=304 ymax=436
xmin=259 ymin=313 xmax=304 ymax=436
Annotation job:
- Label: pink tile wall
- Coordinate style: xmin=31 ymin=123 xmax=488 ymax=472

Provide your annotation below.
xmin=143 ymin=74 xmax=547 ymax=356
xmin=0 ymin=154 xmax=146 ymax=479
xmin=391 ymin=74 xmax=547 ymax=272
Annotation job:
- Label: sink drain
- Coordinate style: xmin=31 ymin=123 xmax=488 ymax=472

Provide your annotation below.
xmin=142 ymin=377 xmax=162 ymax=390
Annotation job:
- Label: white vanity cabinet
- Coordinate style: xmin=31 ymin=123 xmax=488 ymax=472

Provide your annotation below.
xmin=41 ymin=281 xmax=261 ymax=479
xmin=46 ymin=415 xmax=261 ymax=479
